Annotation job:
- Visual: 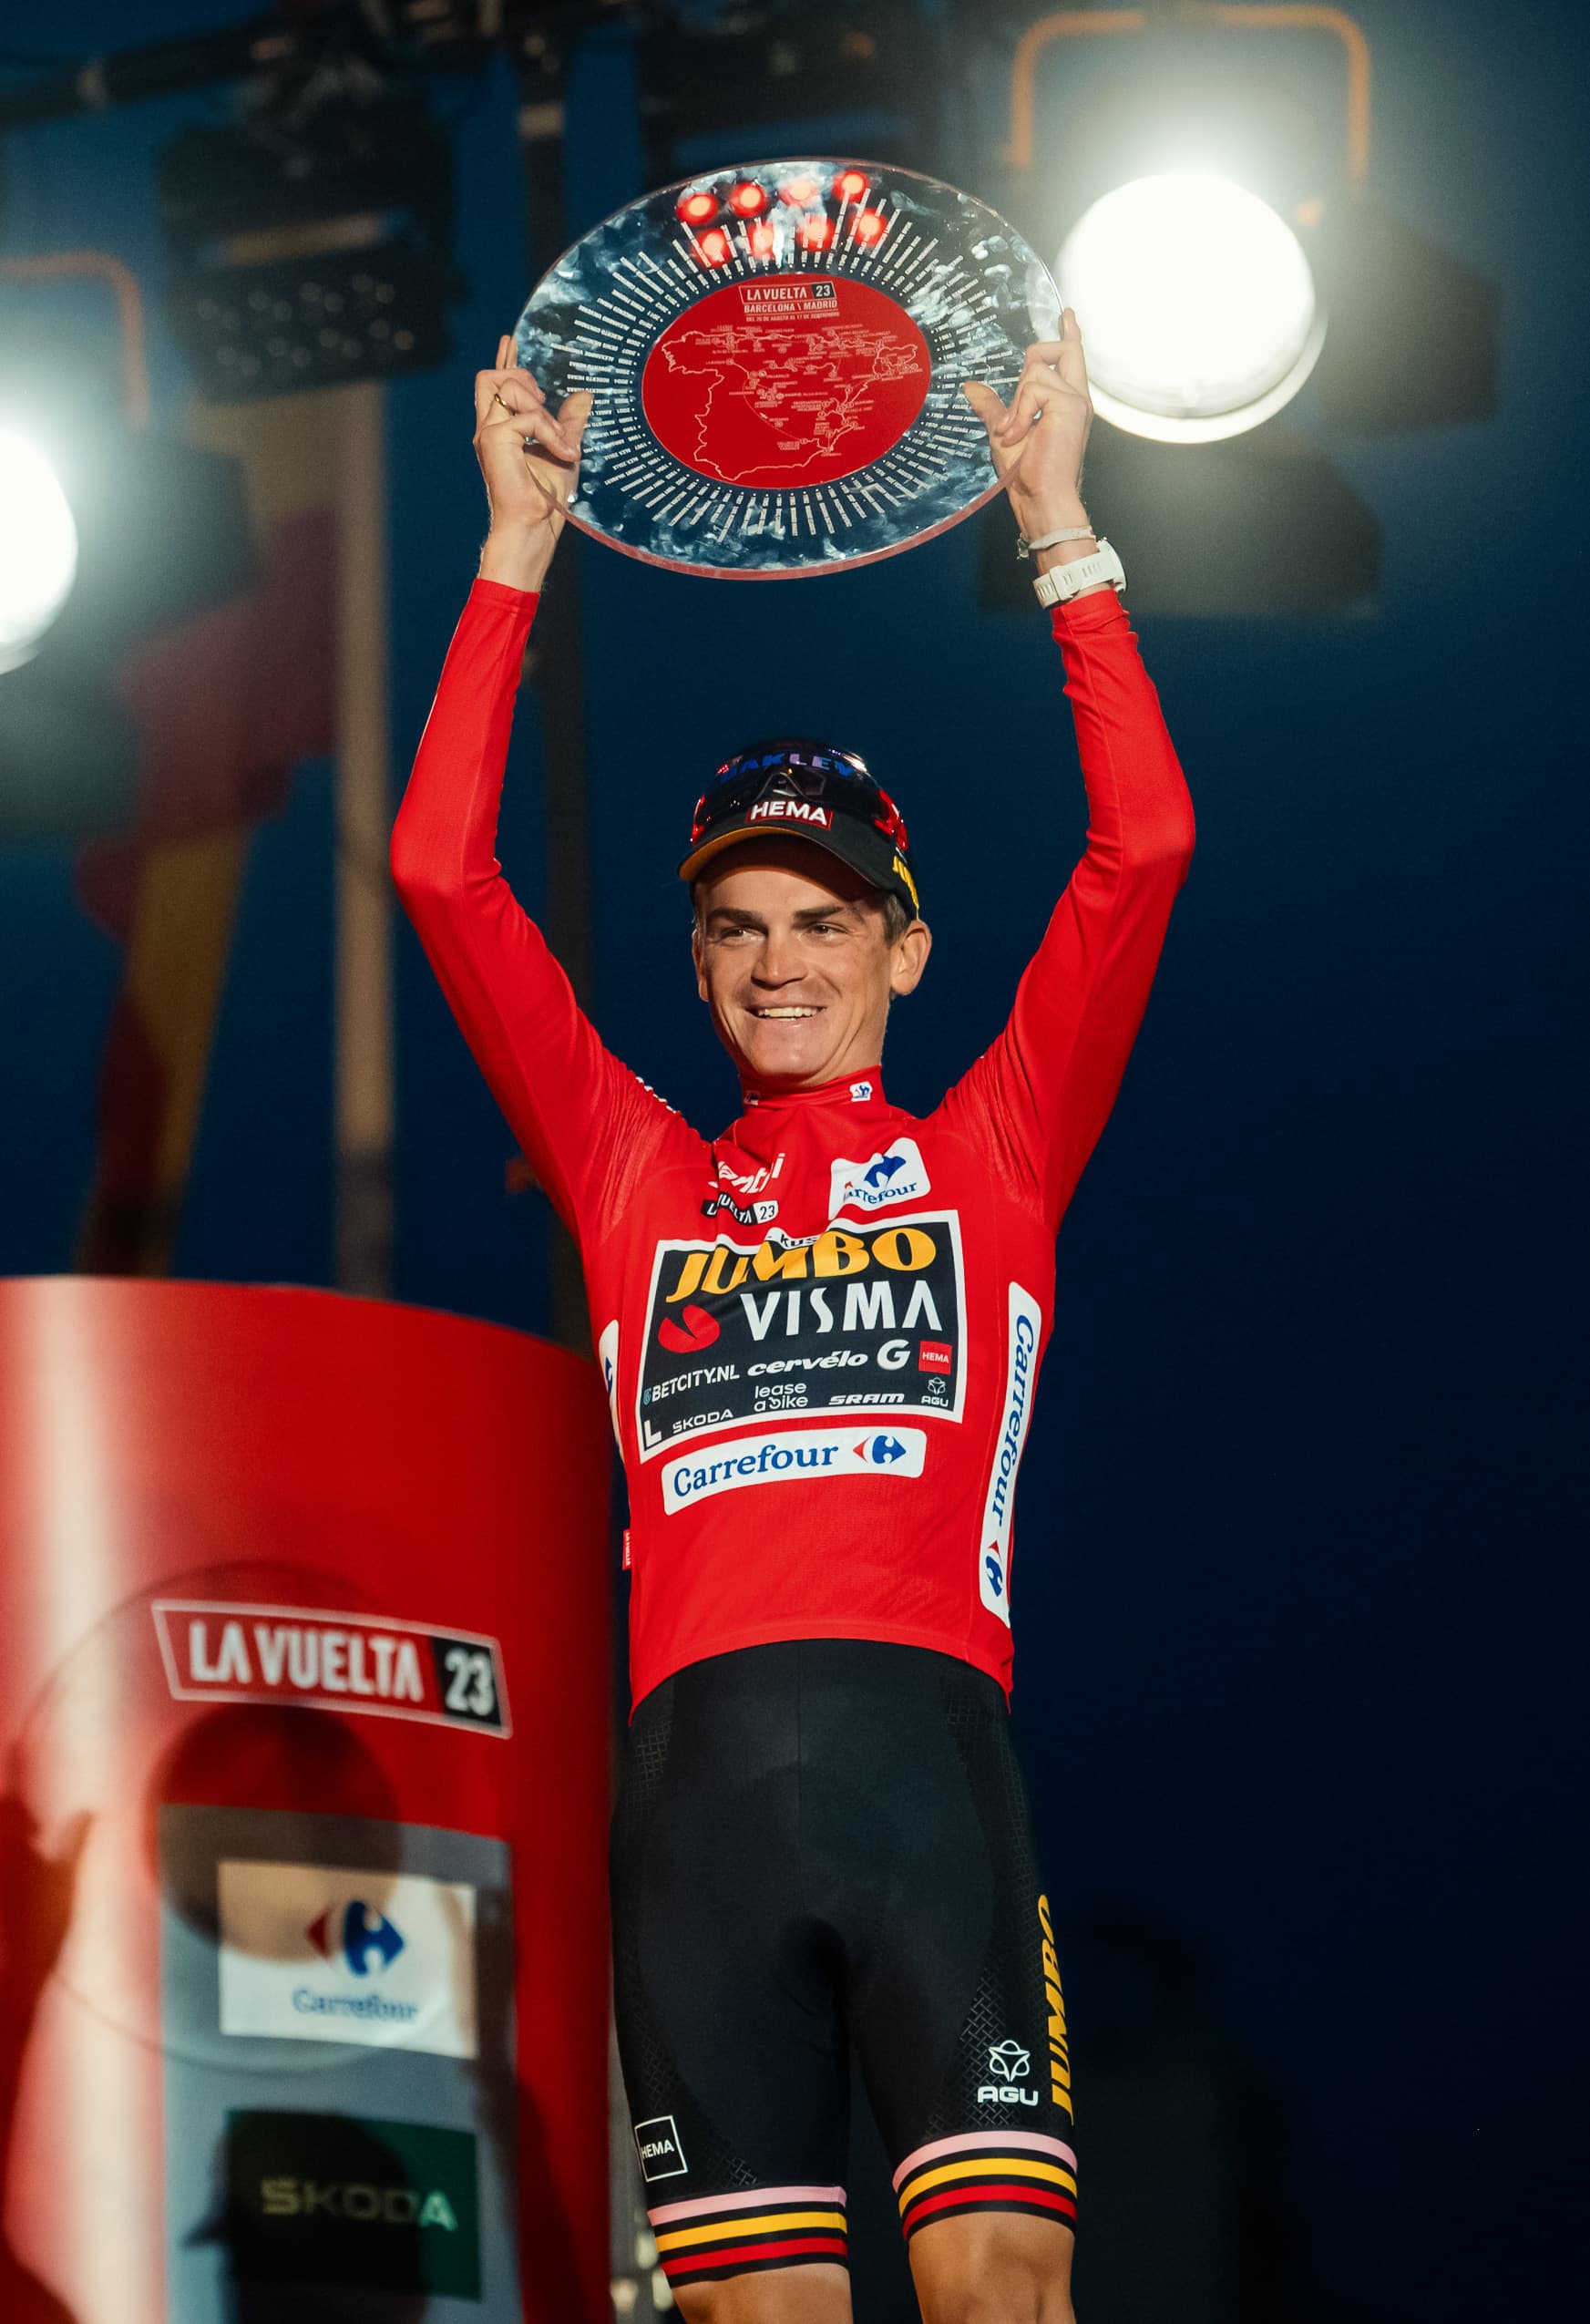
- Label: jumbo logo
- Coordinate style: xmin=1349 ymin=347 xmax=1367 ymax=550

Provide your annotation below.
xmin=637 ymin=1214 xmax=967 ymax=1455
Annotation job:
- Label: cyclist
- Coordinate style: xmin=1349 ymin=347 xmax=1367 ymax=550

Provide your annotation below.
xmin=393 ymin=313 xmax=1193 ymax=2324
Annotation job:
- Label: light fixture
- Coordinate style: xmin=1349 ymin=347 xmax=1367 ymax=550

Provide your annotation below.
xmin=0 ymin=427 xmax=79 ymax=674
xmin=1057 ymin=172 xmax=1325 ymax=445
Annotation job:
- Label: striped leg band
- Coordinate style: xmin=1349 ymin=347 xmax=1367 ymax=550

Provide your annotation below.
xmin=648 ymin=2185 xmax=849 ymax=2288
xmin=893 ymin=2132 xmax=1078 ymax=2241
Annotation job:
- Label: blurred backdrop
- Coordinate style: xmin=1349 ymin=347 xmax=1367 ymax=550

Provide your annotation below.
xmin=1 ymin=3 xmax=1585 ymax=2319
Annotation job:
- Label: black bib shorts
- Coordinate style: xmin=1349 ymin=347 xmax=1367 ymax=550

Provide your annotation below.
xmin=610 ymin=1640 xmax=1076 ymax=2296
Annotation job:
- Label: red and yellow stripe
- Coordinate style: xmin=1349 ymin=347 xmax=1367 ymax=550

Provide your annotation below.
xmin=894 ymin=2132 xmax=1077 ymax=2241
xmin=648 ymin=2185 xmax=848 ymax=2287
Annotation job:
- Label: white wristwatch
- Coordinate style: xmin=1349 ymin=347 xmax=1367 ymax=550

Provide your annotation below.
xmin=1032 ymin=538 xmax=1126 ymax=606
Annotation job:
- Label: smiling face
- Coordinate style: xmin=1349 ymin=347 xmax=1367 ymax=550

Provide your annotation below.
xmin=692 ymin=838 xmax=930 ymax=1091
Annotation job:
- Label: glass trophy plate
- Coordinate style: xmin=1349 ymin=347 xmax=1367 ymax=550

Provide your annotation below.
xmin=512 ymin=159 xmax=1061 ymax=579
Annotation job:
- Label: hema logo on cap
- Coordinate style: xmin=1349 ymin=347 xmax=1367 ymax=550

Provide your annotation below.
xmin=662 ymin=1424 xmax=926 ymax=1512
xmin=980 ymin=1284 xmax=1043 ymax=1626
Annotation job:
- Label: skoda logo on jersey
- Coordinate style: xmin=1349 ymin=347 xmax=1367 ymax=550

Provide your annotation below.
xmin=829 ymin=1136 xmax=930 ymax=1217
xmin=307 ymin=1900 xmax=405 ymax=1979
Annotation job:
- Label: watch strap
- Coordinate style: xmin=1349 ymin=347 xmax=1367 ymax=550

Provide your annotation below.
xmin=1032 ymin=538 xmax=1125 ymax=606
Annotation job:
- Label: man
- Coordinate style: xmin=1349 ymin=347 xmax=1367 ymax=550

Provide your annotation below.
xmin=392 ymin=313 xmax=1193 ymax=2324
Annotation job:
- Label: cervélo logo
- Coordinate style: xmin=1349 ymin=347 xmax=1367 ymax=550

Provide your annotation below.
xmin=151 ymin=1601 xmax=510 ymax=1735
xmin=224 ymin=2110 xmax=480 ymax=2298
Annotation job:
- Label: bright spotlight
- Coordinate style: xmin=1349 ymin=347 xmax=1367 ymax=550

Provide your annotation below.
xmin=0 ymin=427 xmax=78 ymax=673
xmin=1059 ymin=172 xmax=1324 ymax=444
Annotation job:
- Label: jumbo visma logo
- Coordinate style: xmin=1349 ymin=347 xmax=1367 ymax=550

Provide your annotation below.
xmin=640 ymin=1213 xmax=966 ymax=1455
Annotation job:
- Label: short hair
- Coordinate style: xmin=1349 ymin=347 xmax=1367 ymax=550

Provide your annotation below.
xmin=692 ymin=883 xmax=913 ymax=943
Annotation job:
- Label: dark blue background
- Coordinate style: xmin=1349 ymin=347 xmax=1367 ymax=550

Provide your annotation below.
xmin=2 ymin=5 xmax=1585 ymax=2317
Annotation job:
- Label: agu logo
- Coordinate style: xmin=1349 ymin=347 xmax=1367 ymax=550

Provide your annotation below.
xmin=306 ymin=1899 xmax=405 ymax=1978
xmin=978 ymin=2039 xmax=1038 ymax=2108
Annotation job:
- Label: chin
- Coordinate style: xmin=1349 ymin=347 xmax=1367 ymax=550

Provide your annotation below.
xmin=739 ymin=1024 xmax=836 ymax=1083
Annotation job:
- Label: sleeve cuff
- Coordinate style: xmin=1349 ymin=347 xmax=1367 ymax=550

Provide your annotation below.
xmin=1049 ymin=587 xmax=1128 ymax=640
xmin=469 ymin=576 xmax=541 ymax=612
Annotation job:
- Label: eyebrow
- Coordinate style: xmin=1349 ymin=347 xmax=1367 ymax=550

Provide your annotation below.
xmin=705 ymin=900 xmax=864 ymax=931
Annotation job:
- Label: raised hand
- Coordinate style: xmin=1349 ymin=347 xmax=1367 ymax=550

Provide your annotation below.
xmin=474 ymin=333 xmax=593 ymax=591
xmin=961 ymin=310 xmax=1094 ymax=547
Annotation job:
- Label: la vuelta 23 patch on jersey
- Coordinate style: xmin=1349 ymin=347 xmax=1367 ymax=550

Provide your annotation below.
xmin=636 ymin=1212 xmax=966 ymax=1456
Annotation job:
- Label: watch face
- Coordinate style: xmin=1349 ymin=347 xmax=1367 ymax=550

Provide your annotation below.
xmin=512 ymin=159 xmax=1061 ymax=580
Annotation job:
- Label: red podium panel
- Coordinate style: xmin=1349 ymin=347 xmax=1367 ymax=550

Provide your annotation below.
xmin=0 ymin=1279 xmax=612 ymax=2324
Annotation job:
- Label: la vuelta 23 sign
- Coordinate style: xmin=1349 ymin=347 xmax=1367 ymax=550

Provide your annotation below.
xmin=636 ymin=1212 xmax=966 ymax=1455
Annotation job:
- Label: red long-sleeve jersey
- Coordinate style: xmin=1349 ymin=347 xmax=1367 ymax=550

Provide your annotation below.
xmin=393 ymin=579 xmax=1193 ymax=1708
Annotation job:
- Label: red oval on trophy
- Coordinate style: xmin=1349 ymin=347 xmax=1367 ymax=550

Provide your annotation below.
xmin=641 ymin=273 xmax=933 ymax=492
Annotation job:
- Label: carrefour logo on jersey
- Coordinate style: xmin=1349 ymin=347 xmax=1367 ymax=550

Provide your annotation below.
xmin=662 ymin=1424 xmax=927 ymax=1513
xmin=636 ymin=1212 xmax=965 ymax=1455
xmin=828 ymin=1136 xmax=931 ymax=1217
xmin=979 ymin=1283 xmax=1044 ymax=1628
xmin=218 ymin=1862 xmax=479 ymax=2059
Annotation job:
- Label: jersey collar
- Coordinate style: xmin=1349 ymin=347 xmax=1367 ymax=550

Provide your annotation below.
xmin=738 ymin=1066 xmax=887 ymax=1113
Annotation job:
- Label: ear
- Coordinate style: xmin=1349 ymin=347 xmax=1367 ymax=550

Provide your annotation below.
xmin=692 ymin=922 xmax=709 ymax=1005
xmin=888 ymin=920 xmax=931 ymax=999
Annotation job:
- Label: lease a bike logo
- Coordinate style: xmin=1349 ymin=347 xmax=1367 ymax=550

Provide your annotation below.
xmin=636 ymin=1212 xmax=965 ymax=1455
xmin=828 ymin=1136 xmax=931 ymax=1217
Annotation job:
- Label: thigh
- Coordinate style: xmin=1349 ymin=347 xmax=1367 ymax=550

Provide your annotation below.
xmin=611 ymin=1650 xmax=852 ymax=2301
xmin=842 ymin=1659 xmax=1078 ymax=2255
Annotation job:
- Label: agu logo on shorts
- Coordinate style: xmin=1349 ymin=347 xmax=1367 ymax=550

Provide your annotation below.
xmin=224 ymin=2111 xmax=481 ymax=2298
xmin=662 ymin=1425 xmax=927 ymax=1512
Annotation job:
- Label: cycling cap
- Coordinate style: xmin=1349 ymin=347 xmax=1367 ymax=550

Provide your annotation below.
xmin=679 ymin=737 xmax=919 ymax=916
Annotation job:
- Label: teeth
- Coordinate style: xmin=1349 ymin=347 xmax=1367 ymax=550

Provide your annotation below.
xmin=755 ymin=1007 xmax=818 ymax=1018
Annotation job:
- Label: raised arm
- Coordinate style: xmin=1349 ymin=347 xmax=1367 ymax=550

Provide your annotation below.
xmin=945 ymin=315 xmax=1195 ymax=1229
xmin=391 ymin=343 xmax=692 ymax=1242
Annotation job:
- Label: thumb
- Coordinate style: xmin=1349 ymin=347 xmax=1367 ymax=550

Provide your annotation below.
xmin=960 ymin=378 xmax=1006 ymax=431
xmin=559 ymin=388 xmax=594 ymax=436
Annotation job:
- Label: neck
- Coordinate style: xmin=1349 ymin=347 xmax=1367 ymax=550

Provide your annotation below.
xmin=738 ymin=1064 xmax=886 ymax=1111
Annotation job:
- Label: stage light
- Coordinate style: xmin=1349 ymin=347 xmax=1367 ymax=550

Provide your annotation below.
xmin=1057 ymin=172 xmax=1324 ymax=444
xmin=156 ymin=89 xmax=461 ymax=403
xmin=0 ymin=427 xmax=78 ymax=674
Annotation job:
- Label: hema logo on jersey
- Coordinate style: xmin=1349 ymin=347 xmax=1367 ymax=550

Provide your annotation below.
xmin=218 ymin=1861 xmax=478 ymax=2059
xmin=662 ymin=1424 xmax=926 ymax=1512
xmin=828 ymin=1137 xmax=931 ymax=1217
xmin=979 ymin=1284 xmax=1043 ymax=1626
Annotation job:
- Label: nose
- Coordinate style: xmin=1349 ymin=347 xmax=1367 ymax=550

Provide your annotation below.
xmin=751 ymin=931 xmax=805 ymax=987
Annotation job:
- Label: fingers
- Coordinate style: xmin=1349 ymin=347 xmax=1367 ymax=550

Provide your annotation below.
xmin=959 ymin=378 xmax=1010 ymax=456
xmin=999 ymin=314 xmax=1090 ymax=442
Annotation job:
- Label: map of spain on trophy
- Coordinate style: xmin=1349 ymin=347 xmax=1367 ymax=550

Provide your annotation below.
xmin=514 ymin=159 xmax=1061 ymax=577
